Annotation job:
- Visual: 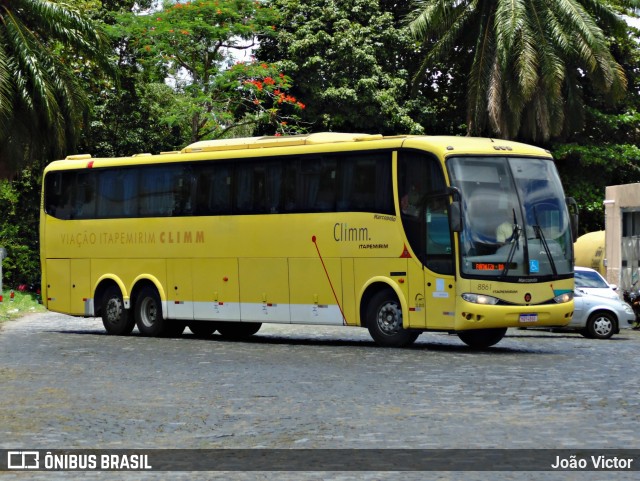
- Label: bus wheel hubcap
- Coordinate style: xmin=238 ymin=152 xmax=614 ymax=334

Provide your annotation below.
xmin=140 ymin=298 xmax=157 ymax=327
xmin=106 ymin=298 xmax=122 ymax=323
xmin=377 ymin=302 xmax=401 ymax=335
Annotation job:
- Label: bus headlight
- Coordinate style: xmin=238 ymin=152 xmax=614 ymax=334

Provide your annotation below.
xmin=462 ymin=293 xmax=500 ymax=305
xmin=553 ymin=292 xmax=573 ymax=304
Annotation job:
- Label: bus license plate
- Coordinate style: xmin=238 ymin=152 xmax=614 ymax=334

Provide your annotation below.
xmin=519 ymin=313 xmax=538 ymax=324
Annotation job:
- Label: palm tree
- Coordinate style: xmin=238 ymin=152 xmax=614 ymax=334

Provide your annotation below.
xmin=0 ymin=0 xmax=114 ymax=172
xmin=408 ymin=0 xmax=634 ymax=142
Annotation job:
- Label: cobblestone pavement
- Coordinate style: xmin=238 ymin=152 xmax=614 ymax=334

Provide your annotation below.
xmin=1 ymin=312 xmax=639 ymax=481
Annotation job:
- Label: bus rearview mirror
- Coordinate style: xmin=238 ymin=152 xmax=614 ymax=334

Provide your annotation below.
xmin=449 ymin=201 xmax=462 ymax=232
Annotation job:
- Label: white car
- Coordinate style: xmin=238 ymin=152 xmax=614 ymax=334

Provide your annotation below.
xmin=574 ymin=266 xmax=619 ymax=300
xmin=524 ymin=267 xmax=634 ymax=339
xmin=569 ymin=288 xmax=636 ymax=339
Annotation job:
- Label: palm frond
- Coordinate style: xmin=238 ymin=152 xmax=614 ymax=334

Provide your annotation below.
xmin=409 ymin=1 xmax=474 ymax=96
xmin=467 ymin=1 xmax=497 ymax=136
xmin=1 ymin=0 xmax=116 ymax=165
xmin=0 ymin=41 xmax=13 ymax=134
xmin=3 ymin=11 xmax=59 ymax=126
xmin=14 ymin=0 xmax=114 ymax=74
xmin=494 ymin=0 xmax=527 ymax=61
xmin=409 ymin=0 xmax=462 ymax=38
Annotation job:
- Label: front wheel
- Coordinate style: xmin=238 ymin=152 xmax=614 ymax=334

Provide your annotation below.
xmin=366 ymin=289 xmax=419 ymax=347
xmin=101 ymin=286 xmax=135 ymax=335
xmin=457 ymin=328 xmax=507 ymax=348
xmin=585 ymin=312 xmax=615 ymax=340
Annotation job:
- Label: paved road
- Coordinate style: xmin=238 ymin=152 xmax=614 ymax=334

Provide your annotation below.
xmin=1 ymin=312 xmax=639 ymax=480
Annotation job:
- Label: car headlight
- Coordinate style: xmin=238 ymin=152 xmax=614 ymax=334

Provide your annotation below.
xmin=553 ymin=292 xmax=573 ymax=304
xmin=462 ymin=293 xmax=500 ymax=305
xmin=623 ymin=303 xmax=634 ymax=314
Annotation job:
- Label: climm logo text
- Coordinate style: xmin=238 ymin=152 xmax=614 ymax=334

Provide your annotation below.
xmin=334 ymin=223 xmax=371 ymax=242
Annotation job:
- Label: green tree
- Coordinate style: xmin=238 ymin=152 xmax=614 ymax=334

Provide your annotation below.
xmin=0 ymin=0 xmax=114 ymax=172
xmin=258 ymin=0 xmax=437 ymax=135
xmin=409 ymin=0 xmax=630 ymax=142
xmin=110 ymin=0 xmax=304 ymax=142
xmin=0 ymin=167 xmax=42 ymax=287
xmin=553 ymin=20 xmax=640 ymax=233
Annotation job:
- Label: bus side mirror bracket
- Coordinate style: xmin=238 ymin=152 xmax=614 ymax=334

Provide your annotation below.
xmin=448 ymin=187 xmax=462 ymax=232
xmin=449 ymin=201 xmax=462 ymax=232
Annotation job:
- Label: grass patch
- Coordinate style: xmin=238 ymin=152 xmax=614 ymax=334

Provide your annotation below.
xmin=0 ymin=290 xmax=46 ymax=323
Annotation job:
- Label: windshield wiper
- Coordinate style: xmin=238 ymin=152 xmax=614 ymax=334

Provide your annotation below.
xmin=500 ymin=208 xmax=521 ymax=278
xmin=533 ymin=206 xmax=557 ymax=277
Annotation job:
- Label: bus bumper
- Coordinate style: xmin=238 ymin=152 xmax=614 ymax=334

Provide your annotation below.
xmin=454 ymin=301 xmax=574 ymax=331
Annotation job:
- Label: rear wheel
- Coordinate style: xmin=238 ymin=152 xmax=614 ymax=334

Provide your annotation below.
xmin=216 ymin=322 xmax=261 ymax=339
xmin=101 ymin=286 xmax=135 ymax=335
xmin=135 ymin=286 xmax=168 ymax=337
xmin=366 ymin=289 xmax=419 ymax=347
xmin=586 ymin=311 xmax=615 ymax=340
xmin=457 ymin=328 xmax=507 ymax=348
xmin=188 ymin=321 xmax=218 ymax=338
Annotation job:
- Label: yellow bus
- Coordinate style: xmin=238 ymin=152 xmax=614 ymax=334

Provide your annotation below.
xmin=40 ymin=133 xmax=577 ymax=348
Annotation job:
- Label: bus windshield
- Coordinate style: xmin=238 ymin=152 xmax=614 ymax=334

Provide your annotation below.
xmin=448 ymin=156 xmax=573 ymax=279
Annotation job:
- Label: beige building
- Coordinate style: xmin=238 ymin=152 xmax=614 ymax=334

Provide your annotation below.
xmin=604 ymin=183 xmax=640 ymax=291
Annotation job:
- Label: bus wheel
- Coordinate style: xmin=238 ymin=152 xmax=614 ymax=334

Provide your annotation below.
xmin=135 ymin=286 xmax=167 ymax=337
xmin=188 ymin=321 xmax=218 ymax=338
xmin=366 ymin=289 xmax=419 ymax=347
xmin=216 ymin=322 xmax=261 ymax=339
xmin=457 ymin=328 xmax=507 ymax=348
xmin=101 ymin=286 xmax=135 ymax=336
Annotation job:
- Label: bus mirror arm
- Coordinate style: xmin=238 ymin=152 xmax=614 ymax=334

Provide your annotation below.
xmin=449 ymin=201 xmax=462 ymax=232
xmin=566 ymin=197 xmax=579 ymax=240
xmin=447 ymin=187 xmax=462 ymax=232
xmin=447 ymin=186 xmax=461 ymax=201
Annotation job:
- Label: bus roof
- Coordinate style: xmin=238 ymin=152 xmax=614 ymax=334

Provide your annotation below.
xmin=48 ymin=133 xmax=551 ymax=172
xmin=181 ymin=132 xmax=388 ymax=152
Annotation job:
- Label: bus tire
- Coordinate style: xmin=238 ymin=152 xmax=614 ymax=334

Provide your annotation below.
xmin=101 ymin=286 xmax=135 ymax=336
xmin=135 ymin=286 xmax=168 ymax=337
xmin=216 ymin=322 xmax=261 ymax=339
xmin=457 ymin=328 xmax=507 ymax=348
xmin=188 ymin=321 xmax=218 ymax=338
xmin=366 ymin=289 xmax=419 ymax=347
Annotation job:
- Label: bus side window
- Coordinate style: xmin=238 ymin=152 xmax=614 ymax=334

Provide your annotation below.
xmin=97 ymin=169 xmax=139 ymax=218
xmin=336 ymin=153 xmax=393 ymax=214
xmin=229 ymin=159 xmax=283 ymax=214
xmin=265 ymin=161 xmax=282 ymax=213
xmin=45 ymin=172 xmax=68 ymax=219
xmin=192 ymin=163 xmax=231 ymax=215
xmin=55 ymin=173 xmax=74 ymax=220
xmin=75 ymin=172 xmax=97 ymax=219
xmin=173 ymin=167 xmax=194 ymax=216
xmin=235 ymin=163 xmax=251 ymax=213
xmin=211 ymin=165 xmax=231 ymax=214
xmin=140 ymin=166 xmax=176 ymax=216
xmin=336 ymin=158 xmax=354 ymax=211
xmin=285 ymin=156 xmax=336 ymax=212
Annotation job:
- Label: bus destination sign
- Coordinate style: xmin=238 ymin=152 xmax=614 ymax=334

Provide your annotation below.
xmin=473 ymin=262 xmax=518 ymax=271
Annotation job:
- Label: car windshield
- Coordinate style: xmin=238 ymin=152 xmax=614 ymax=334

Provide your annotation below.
xmin=575 ymin=270 xmax=609 ymax=288
xmin=447 ymin=156 xmax=573 ymax=279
